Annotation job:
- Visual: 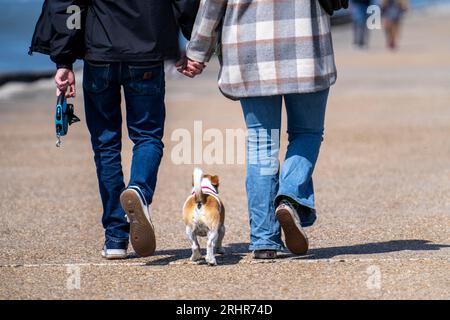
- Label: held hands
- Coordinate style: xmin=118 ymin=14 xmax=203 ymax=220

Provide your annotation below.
xmin=54 ymin=57 xmax=203 ymax=96
xmin=55 ymin=68 xmax=76 ymax=98
xmin=175 ymin=55 xmax=205 ymax=78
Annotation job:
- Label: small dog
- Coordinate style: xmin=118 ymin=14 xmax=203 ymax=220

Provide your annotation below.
xmin=182 ymin=168 xmax=225 ymax=266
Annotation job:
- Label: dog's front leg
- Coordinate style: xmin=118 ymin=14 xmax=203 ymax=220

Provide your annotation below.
xmin=206 ymin=230 xmax=219 ymax=266
xmin=186 ymin=226 xmax=202 ymax=261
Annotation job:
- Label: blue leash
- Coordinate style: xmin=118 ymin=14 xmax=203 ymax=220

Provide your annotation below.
xmin=55 ymin=93 xmax=80 ymax=147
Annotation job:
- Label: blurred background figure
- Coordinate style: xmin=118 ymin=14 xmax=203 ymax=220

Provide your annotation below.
xmin=350 ymin=0 xmax=372 ymax=48
xmin=382 ymin=0 xmax=409 ymax=50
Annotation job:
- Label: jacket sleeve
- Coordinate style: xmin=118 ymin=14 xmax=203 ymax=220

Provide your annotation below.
xmin=48 ymin=0 xmax=87 ymax=69
xmin=30 ymin=0 xmax=87 ymax=69
xmin=172 ymin=0 xmax=201 ymax=40
xmin=186 ymin=0 xmax=227 ymax=63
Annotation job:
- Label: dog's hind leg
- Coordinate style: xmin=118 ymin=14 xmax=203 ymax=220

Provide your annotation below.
xmin=215 ymin=225 xmax=226 ymax=255
xmin=206 ymin=230 xmax=219 ymax=266
xmin=186 ymin=226 xmax=202 ymax=261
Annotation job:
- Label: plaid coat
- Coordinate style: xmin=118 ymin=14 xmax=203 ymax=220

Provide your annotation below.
xmin=186 ymin=0 xmax=337 ymax=100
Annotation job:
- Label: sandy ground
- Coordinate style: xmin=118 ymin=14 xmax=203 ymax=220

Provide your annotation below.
xmin=0 ymin=8 xmax=449 ymax=300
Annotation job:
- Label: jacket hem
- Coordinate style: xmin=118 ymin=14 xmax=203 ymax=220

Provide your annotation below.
xmin=84 ymin=52 xmax=179 ymax=62
xmin=219 ymin=75 xmax=337 ymax=101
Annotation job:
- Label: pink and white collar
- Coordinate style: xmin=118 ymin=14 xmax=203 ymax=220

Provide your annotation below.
xmin=191 ymin=185 xmax=218 ymax=196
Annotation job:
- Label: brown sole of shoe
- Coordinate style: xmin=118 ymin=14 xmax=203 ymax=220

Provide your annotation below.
xmin=120 ymin=189 xmax=156 ymax=257
xmin=276 ymin=207 xmax=309 ymax=255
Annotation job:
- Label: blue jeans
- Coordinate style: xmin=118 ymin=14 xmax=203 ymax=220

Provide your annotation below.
xmin=351 ymin=1 xmax=370 ymax=47
xmin=83 ymin=61 xmax=166 ymax=248
xmin=240 ymin=89 xmax=329 ymax=251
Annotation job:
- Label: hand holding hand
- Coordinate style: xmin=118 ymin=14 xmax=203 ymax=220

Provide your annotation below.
xmin=175 ymin=56 xmax=205 ymax=78
xmin=55 ymin=68 xmax=76 ymax=98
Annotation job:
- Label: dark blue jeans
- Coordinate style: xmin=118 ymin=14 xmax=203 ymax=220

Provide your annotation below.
xmin=83 ymin=61 xmax=166 ymax=248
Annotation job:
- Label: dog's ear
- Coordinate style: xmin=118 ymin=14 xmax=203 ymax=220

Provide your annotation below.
xmin=211 ymin=175 xmax=219 ymax=187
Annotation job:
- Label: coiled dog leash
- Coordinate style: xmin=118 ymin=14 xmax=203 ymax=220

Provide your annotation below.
xmin=55 ymin=93 xmax=80 ymax=147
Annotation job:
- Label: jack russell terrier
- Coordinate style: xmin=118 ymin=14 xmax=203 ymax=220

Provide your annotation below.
xmin=182 ymin=168 xmax=225 ymax=266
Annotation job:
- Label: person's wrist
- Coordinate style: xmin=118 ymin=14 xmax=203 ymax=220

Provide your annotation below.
xmin=56 ymin=64 xmax=73 ymax=71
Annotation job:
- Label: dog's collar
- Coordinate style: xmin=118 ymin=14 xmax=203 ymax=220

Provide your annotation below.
xmin=188 ymin=183 xmax=222 ymax=212
xmin=191 ymin=185 xmax=218 ymax=196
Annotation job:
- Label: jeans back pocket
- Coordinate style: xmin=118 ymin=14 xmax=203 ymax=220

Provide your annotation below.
xmin=126 ymin=63 xmax=164 ymax=95
xmin=83 ymin=61 xmax=111 ymax=94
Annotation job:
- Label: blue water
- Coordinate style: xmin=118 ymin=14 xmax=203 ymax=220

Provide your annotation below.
xmin=0 ymin=0 xmax=448 ymax=73
xmin=0 ymin=0 xmax=54 ymax=73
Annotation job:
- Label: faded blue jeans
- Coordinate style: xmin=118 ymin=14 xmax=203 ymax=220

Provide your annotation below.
xmin=240 ymin=89 xmax=329 ymax=251
xmin=83 ymin=61 xmax=166 ymax=249
xmin=351 ymin=1 xmax=371 ymax=47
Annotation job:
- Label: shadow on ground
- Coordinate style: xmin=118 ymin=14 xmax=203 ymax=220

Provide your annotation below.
xmin=142 ymin=240 xmax=449 ymax=265
xmin=294 ymin=240 xmax=450 ymax=260
xmin=145 ymin=243 xmax=248 ymax=266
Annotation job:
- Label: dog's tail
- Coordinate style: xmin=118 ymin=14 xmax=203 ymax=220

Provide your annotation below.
xmin=193 ymin=167 xmax=203 ymax=203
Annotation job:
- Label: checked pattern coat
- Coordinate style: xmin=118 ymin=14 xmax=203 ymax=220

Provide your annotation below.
xmin=187 ymin=0 xmax=337 ymax=100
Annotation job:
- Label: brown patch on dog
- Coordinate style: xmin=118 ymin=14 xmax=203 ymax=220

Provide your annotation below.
xmin=183 ymin=198 xmax=196 ymax=227
xmin=183 ymin=194 xmax=224 ymax=229
xmin=204 ymin=174 xmax=220 ymax=191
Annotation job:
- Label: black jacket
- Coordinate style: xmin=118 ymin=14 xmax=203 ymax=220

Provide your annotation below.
xmin=29 ymin=0 xmax=200 ymax=68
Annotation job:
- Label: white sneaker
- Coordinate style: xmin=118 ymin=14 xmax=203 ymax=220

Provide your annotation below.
xmin=101 ymin=245 xmax=128 ymax=260
xmin=120 ymin=187 xmax=156 ymax=257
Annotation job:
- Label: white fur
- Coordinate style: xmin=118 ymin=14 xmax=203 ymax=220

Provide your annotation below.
xmin=206 ymin=230 xmax=219 ymax=265
xmin=193 ymin=167 xmax=203 ymax=203
xmin=186 ymin=226 xmax=202 ymax=261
